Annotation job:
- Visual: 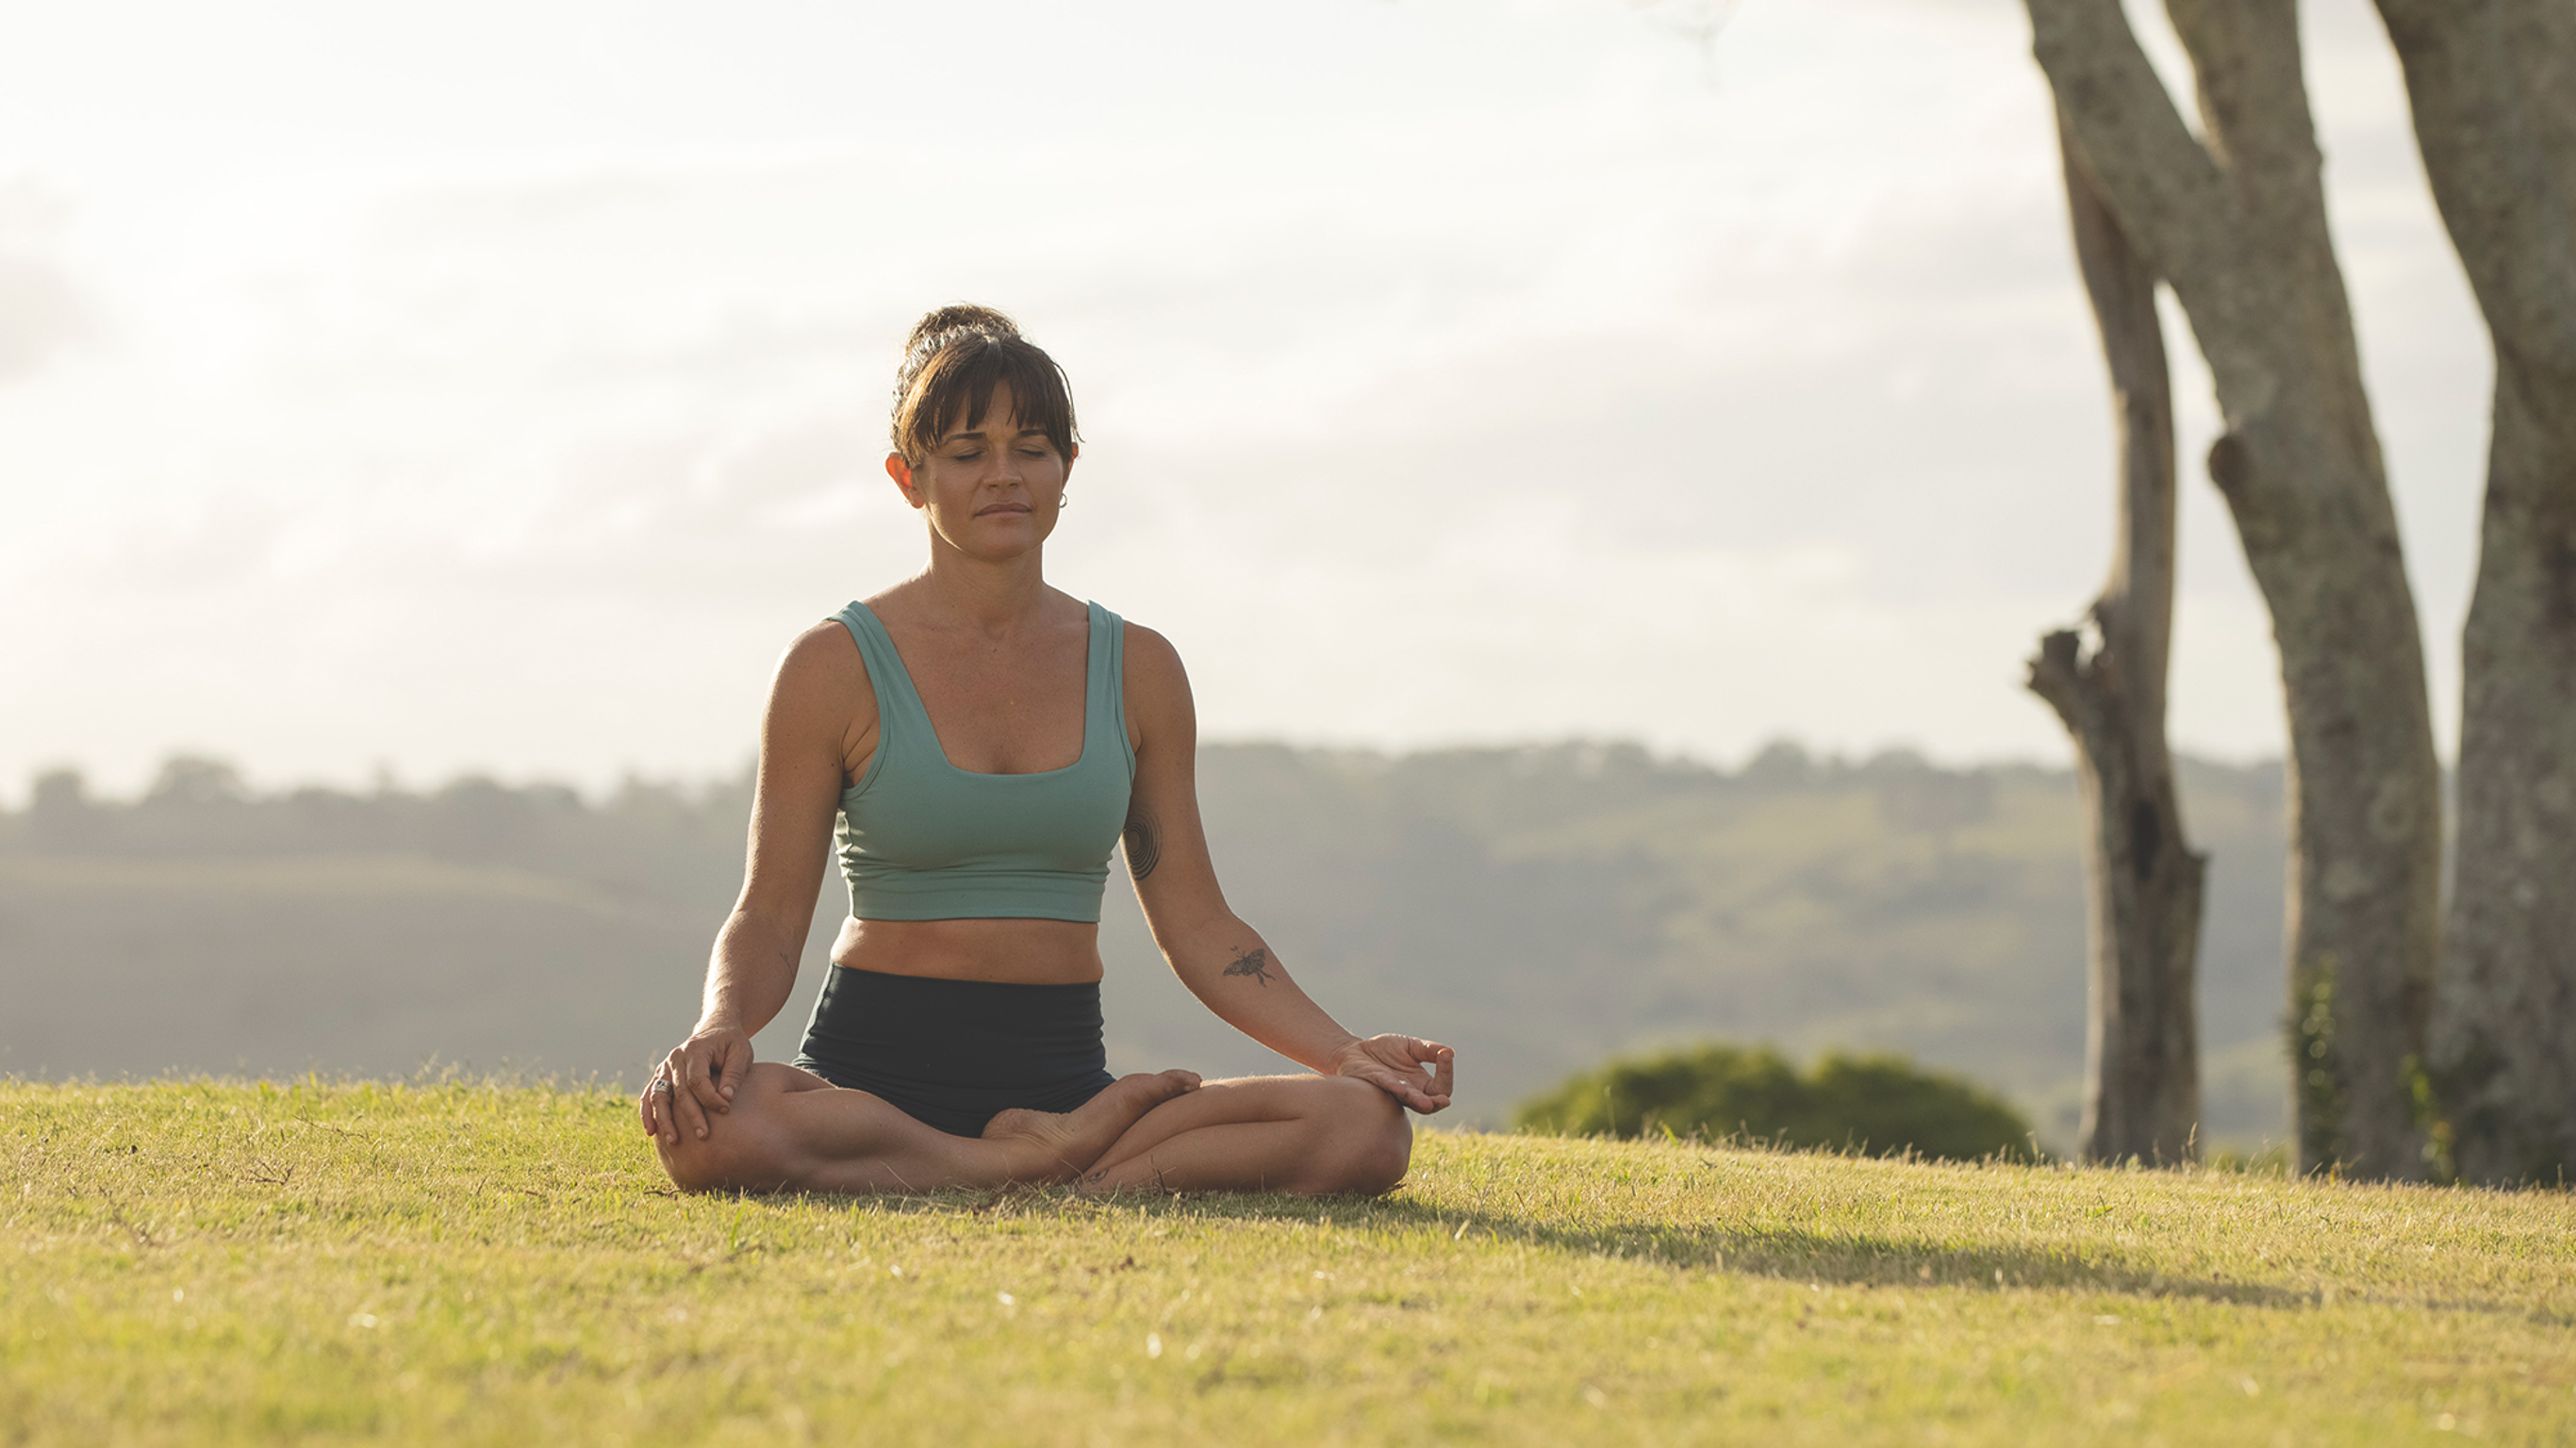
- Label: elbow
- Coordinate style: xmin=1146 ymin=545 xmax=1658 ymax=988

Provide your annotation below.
xmin=1156 ymin=911 xmax=1252 ymax=971
xmin=723 ymin=900 xmax=820 ymax=956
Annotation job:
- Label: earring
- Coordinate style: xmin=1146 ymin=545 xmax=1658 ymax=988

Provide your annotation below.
xmin=1059 ymin=494 xmax=1071 ymax=509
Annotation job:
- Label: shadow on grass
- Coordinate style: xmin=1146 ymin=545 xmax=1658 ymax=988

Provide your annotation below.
xmin=1134 ymin=1192 xmax=2322 ymax=1309
xmin=771 ymin=1176 xmax=2573 ymax=1324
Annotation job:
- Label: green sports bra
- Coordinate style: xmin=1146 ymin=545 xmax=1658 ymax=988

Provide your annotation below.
xmin=831 ymin=600 xmax=1136 ymax=923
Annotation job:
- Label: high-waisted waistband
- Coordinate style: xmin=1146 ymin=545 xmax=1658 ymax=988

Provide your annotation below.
xmin=791 ymin=965 xmax=1115 ymax=1137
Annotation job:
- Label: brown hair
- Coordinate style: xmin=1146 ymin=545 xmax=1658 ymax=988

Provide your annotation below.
xmin=888 ymin=304 xmax=1079 ymax=466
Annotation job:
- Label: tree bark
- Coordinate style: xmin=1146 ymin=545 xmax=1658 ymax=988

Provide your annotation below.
xmin=2373 ymin=0 xmax=2576 ymax=1186
xmin=2027 ymin=113 xmax=2205 ymax=1165
xmin=2023 ymin=0 xmax=2444 ymax=1178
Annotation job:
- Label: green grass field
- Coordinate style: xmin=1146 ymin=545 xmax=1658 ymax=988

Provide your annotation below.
xmin=6 ymin=1081 xmax=2571 ymax=1446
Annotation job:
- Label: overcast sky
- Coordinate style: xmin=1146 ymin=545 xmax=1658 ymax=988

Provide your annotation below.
xmin=0 ymin=0 xmax=2492 ymax=800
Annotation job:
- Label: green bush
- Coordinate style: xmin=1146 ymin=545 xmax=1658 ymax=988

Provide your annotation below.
xmin=1514 ymin=1043 xmax=2038 ymax=1162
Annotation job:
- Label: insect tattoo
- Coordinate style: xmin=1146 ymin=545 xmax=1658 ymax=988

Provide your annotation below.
xmin=1221 ymin=946 xmax=1275 ymax=987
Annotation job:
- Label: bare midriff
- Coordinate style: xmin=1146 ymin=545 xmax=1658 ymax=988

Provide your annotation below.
xmin=830 ymin=915 xmax=1105 ymax=985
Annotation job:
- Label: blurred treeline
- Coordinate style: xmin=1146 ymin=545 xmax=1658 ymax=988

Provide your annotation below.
xmin=1514 ymin=1044 xmax=2039 ymax=1163
xmin=0 ymin=744 xmax=2292 ymax=1148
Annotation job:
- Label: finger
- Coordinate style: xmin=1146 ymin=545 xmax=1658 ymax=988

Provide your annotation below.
xmin=712 ymin=1038 xmax=748 ymax=1108
xmin=675 ymin=1082 xmax=711 ymax=1141
xmin=682 ymin=1046 xmax=729 ymax=1120
xmin=647 ymin=1055 xmax=679 ymax=1139
xmin=1387 ymin=1045 xmax=1451 ymax=1111
xmin=669 ymin=1053 xmax=716 ymax=1140
xmin=661 ymin=1048 xmax=699 ymax=1138
xmin=1425 ymin=1042 xmax=1456 ymax=1098
xmin=1376 ymin=1040 xmax=1434 ymax=1097
xmin=1360 ymin=1064 xmax=1436 ymax=1112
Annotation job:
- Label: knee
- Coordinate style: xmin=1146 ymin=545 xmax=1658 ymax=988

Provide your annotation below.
xmin=1310 ymin=1078 xmax=1412 ymax=1196
xmin=655 ymin=1113 xmax=790 ymax=1194
xmin=654 ymin=1129 xmax=726 ymax=1193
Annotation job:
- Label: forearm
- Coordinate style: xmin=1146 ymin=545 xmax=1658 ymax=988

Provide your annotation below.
xmin=697 ymin=908 xmax=804 ymax=1035
xmin=1162 ymin=915 xmax=1358 ymax=1073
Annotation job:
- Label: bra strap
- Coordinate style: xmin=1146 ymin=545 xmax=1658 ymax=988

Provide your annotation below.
xmin=833 ymin=601 xmax=934 ymax=750
xmin=1087 ymin=601 xmax=1136 ymax=775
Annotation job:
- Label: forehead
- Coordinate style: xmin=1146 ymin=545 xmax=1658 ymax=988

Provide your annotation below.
xmin=938 ymin=383 xmax=1043 ymax=441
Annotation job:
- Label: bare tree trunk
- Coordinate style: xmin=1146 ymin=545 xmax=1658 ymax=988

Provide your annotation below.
xmin=2023 ymin=0 xmax=2443 ymax=1178
xmin=2027 ymin=113 xmax=2205 ymax=1165
xmin=2374 ymin=0 xmax=2576 ymax=1186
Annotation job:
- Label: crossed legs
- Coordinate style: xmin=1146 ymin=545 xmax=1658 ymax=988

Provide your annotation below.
xmin=1076 ymin=1075 xmax=1412 ymax=1195
xmin=652 ymin=1064 xmax=1201 ymax=1194
xmin=651 ymin=1066 xmax=1410 ymax=1197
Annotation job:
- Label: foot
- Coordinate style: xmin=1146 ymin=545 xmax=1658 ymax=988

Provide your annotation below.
xmin=983 ymin=1070 xmax=1201 ymax=1183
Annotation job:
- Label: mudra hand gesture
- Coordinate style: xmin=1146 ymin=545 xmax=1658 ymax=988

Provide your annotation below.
xmin=1331 ymin=1034 xmax=1455 ymax=1114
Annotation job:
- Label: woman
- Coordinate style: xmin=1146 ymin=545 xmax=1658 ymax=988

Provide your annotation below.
xmin=640 ymin=305 xmax=1455 ymax=1195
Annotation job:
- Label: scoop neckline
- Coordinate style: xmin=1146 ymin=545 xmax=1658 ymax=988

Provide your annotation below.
xmin=850 ymin=600 xmax=1095 ymax=780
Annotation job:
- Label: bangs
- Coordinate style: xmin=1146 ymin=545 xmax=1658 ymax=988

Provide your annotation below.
xmin=894 ymin=335 xmax=1079 ymax=464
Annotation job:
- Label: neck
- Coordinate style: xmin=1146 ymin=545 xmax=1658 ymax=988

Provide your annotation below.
xmin=915 ymin=540 xmax=1049 ymax=633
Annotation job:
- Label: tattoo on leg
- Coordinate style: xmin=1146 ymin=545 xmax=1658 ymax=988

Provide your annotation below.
xmin=1222 ymin=946 xmax=1274 ymax=987
xmin=1122 ymin=802 xmax=1161 ymax=881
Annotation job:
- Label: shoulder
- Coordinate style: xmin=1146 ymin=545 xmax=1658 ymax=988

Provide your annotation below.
xmin=768 ymin=616 xmax=874 ymax=720
xmin=1115 ymin=619 xmax=1194 ymax=751
xmin=1116 ymin=619 xmax=1190 ymax=697
xmin=781 ymin=615 xmax=864 ymax=680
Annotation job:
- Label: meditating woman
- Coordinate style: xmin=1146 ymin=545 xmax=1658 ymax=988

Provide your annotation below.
xmin=640 ymin=304 xmax=1455 ymax=1195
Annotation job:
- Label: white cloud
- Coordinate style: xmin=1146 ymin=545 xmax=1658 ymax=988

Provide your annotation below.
xmin=0 ymin=0 xmax=2496 ymax=799
xmin=0 ymin=178 xmax=91 ymax=381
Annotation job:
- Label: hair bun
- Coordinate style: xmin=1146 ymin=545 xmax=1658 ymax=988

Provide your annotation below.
xmin=905 ymin=304 xmax=1019 ymax=354
xmin=887 ymin=302 xmax=1077 ymax=465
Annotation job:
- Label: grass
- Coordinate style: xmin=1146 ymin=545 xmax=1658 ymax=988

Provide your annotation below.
xmin=5 ymin=1081 xmax=2572 ymax=1446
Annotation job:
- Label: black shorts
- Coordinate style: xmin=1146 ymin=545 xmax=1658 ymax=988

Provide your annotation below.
xmin=790 ymin=965 xmax=1117 ymax=1137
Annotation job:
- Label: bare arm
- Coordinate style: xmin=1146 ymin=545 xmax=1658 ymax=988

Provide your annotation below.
xmin=643 ymin=620 xmax=873 ymax=1143
xmin=1118 ymin=625 xmax=1454 ymax=1112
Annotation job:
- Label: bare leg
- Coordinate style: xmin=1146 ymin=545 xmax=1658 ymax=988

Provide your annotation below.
xmin=1076 ymin=1075 xmax=1412 ymax=1196
xmin=655 ymin=1063 xmax=1199 ymax=1194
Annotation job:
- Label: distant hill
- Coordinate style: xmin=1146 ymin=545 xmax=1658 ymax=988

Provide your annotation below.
xmin=0 ymin=744 xmax=2293 ymax=1148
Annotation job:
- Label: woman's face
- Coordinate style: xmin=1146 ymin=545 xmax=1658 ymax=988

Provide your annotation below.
xmin=884 ymin=382 xmax=1074 ymax=563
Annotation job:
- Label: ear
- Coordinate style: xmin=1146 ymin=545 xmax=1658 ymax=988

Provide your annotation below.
xmin=884 ymin=452 xmax=923 ymax=509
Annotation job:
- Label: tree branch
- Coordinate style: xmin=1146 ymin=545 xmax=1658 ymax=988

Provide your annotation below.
xmin=2061 ymin=108 xmax=2180 ymax=744
xmin=2024 ymin=0 xmax=2246 ymax=312
xmin=2373 ymin=0 xmax=2576 ymax=376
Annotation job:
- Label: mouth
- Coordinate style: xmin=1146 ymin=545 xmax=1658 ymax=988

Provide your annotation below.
xmin=975 ymin=502 xmax=1033 ymax=518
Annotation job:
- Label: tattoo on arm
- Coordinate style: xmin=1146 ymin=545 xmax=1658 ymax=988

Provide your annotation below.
xmin=1122 ymin=802 xmax=1161 ymax=881
xmin=1222 ymin=946 xmax=1274 ymax=988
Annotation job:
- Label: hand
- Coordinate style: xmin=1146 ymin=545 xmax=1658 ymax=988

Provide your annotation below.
xmin=1331 ymin=1033 xmax=1455 ymax=1114
xmin=639 ymin=1022 xmax=753 ymax=1145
